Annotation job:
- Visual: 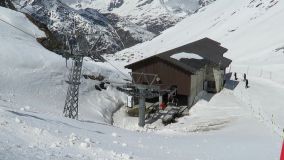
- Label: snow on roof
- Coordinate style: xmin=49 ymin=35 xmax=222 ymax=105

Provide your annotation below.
xmin=170 ymin=52 xmax=203 ymax=61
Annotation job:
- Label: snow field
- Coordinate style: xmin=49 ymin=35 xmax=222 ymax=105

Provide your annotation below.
xmin=0 ymin=107 xmax=137 ymax=160
xmin=230 ymin=75 xmax=284 ymax=138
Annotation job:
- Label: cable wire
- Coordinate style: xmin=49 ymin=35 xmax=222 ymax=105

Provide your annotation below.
xmin=82 ymin=64 xmax=129 ymax=85
xmin=105 ymin=60 xmax=130 ymax=80
xmin=82 ymin=59 xmax=130 ymax=81
xmin=4 ymin=2 xmax=131 ymax=81
xmin=0 ymin=17 xmax=37 ymax=39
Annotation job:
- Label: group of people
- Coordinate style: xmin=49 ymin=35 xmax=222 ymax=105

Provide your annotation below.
xmin=234 ymin=72 xmax=249 ymax=88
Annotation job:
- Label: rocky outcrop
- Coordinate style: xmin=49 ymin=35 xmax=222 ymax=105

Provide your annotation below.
xmin=24 ymin=13 xmax=66 ymax=55
xmin=103 ymin=13 xmax=155 ymax=48
xmin=108 ymin=0 xmax=124 ymax=11
xmin=199 ymin=0 xmax=216 ymax=7
xmin=0 ymin=0 xmax=16 ymax=10
xmin=9 ymin=0 xmax=122 ymax=56
xmin=10 ymin=0 xmax=154 ymax=57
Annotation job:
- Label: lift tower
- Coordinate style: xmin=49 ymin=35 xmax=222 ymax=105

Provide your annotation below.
xmin=62 ymin=24 xmax=84 ymax=119
xmin=63 ymin=54 xmax=83 ymax=119
xmin=63 ymin=19 xmax=104 ymax=119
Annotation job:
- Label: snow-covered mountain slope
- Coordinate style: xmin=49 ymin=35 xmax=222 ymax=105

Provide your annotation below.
xmin=0 ymin=6 xmax=126 ymax=124
xmin=108 ymin=0 xmax=284 ymax=142
xmin=10 ymin=0 xmax=155 ymax=54
xmin=0 ymin=3 xmax=283 ymax=159
xmin=62 ymin=0 xmax=205 ymax=34
xmin=112 ymin=0 xmax=284 ymax=83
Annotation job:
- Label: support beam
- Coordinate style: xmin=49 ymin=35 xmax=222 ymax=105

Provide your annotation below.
xmin=63 ymin=56 xmax=83 ymax=119
xmin=138 ymin=89 xmax=146 ymax=127
xmin=159 ymin=95 xmax=163 ymax=106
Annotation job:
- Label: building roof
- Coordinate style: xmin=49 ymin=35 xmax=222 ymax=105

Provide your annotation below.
xmin=125 ymin=37 xmax=232 ymax=74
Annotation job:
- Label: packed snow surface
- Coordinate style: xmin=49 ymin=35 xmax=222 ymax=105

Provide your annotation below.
xmin=1 ymin=0 xmax=284 ymax=159
xmin=170 ymin=52 xmax=204 ymax=60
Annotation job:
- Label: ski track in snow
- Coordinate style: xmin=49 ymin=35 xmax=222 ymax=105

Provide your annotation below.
xmin=231 ymin=76 xmax=284 ymax=138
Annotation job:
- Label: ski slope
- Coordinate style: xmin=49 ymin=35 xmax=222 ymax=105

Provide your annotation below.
xmin=111 ymin=0 xmax=284 ymax=83
xmin=1 ymin=0 xmax=284 ymax=159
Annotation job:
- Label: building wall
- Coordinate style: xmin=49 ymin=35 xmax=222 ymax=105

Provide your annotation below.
xmin=188 ymin=66 xmax=225 ymax=107
xmin=131 ymin=58 xmax=191 ymax=96
xmin=188 ymin=68 xmax=206 ymax=106
xmin=129 ymin=59 xmax=226 ymax=108
xmin=204 ymin=65 xmax=225 ymax=92
xmin=213 ymin=69 xmax=225 ymax=92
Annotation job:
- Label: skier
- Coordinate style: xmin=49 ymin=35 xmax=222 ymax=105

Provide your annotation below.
xmin=243 ymin=73 xmax=247 ymax=81
xmin=234 ymin=72 xmax=237 ymax=80
xmin=245 ymin=79 xmax=249 ymax=89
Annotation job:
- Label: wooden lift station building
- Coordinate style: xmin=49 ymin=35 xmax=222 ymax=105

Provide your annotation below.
xmin=125 ymin=38 xmax=232 ymax=107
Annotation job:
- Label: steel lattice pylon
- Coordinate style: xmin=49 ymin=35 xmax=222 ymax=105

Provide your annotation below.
xmin=62 ymin=18 xmax=105 ymax=120
xmin=63 ymin=55 xmax=83 ymax=119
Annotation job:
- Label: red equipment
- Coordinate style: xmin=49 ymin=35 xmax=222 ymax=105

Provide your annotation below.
xmin=281 ymin=141 xmax=284 ymax=160
xmin=159 ymin=102 xmax=167 ymax=110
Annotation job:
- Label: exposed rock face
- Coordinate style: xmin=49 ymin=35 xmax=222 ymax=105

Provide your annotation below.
xmin=24 ymin=13 xmax=65 ymax=54
xmin=103 ymin=13 xmax=155 ymax=48
xmin=10 ymin=0 xmax=154 ymax=56
xmin=134 ymin=13 xmax=182 ymax=35
xmin=62 ymin=0 xmax=200 ymax=34
xmin=0 ymin=0 xmax=16 ymax=9
xmin=199 ymin=0 xmax=216 ymax=7
xmin=3 ymin=0 xmax=215 ymax=56
xmin=11 ymin=0 xmax=123 ymax=55
xmin=108 ymin=0 xmax=124 ymax=11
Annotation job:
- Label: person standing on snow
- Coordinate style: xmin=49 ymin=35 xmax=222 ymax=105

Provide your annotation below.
xmin=234 ymin=72 xmax=238 ymax=80
xmin=245 ymin=79 xmax=249 ymax=89
xmin=243 ymin=73 xmax=247 ymax=81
